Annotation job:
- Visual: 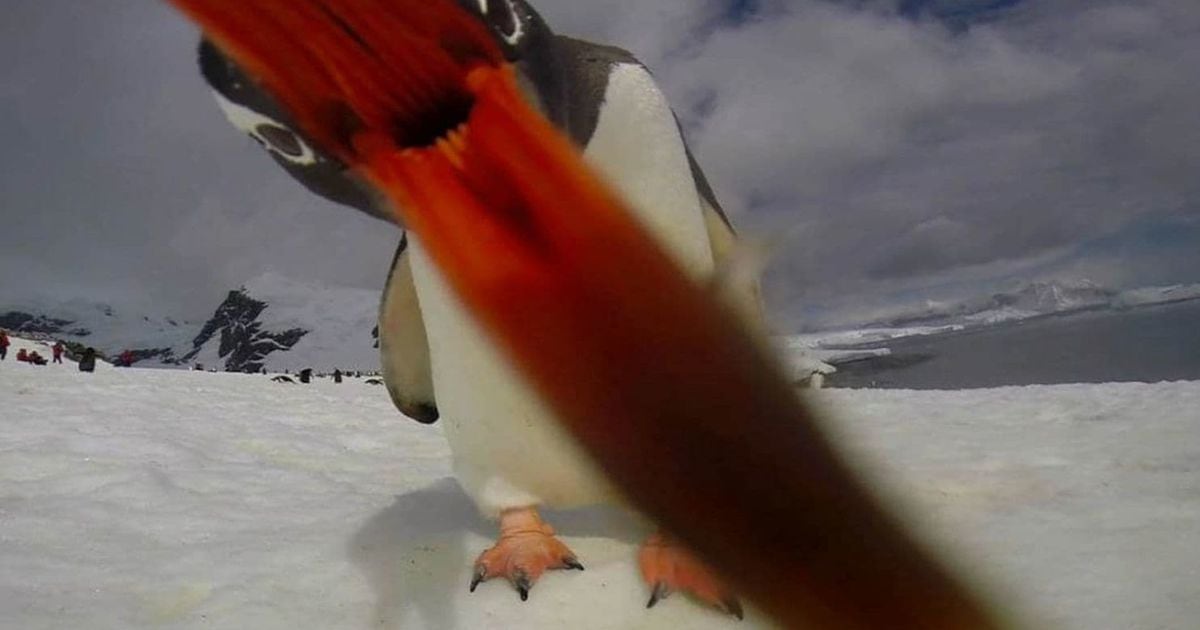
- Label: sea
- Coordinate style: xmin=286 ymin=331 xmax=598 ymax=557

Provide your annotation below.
xmin=825 ymin=299 xmax=1200 ymax=389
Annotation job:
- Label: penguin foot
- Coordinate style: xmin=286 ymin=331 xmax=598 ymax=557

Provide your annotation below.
xmin=470 ymin=507 xmax=583 ymax=601
xmin=639 ymin=531 xmax=743 ymax=620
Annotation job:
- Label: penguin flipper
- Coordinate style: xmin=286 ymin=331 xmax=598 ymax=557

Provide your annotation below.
xmin=686 ymin=148 xmax=771 ymax=338
xmin=379 ymin=235 xmax=439 ymax=424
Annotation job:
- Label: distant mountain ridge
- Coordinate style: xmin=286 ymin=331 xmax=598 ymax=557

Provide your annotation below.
xmin=179 ymin=273 xmax=379 ymax=373
xmin=0 ymin=298 xmax=191 ymax=364
xmin=862 ymin=280 xmax=1200 ymax=330
xmin=1 ymin=273 xmax=381 ymax=372
xmin=176 ymin=288 xmax=308 ymax=373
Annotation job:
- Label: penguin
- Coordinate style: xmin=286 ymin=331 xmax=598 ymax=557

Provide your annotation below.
xmin=174 ymin=2 xmax=1012 ymax=628
xmin=196 ymin=2 xmax=758 ymax=614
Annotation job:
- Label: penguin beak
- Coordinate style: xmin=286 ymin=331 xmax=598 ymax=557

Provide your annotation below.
xmin=168 ymin=2 xmax=1007 ymax=628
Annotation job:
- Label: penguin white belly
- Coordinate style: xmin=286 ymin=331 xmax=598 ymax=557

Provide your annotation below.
xmin=409 ymin=61 xmax=715 ymax=517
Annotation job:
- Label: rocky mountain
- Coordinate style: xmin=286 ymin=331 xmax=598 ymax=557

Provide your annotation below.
xmin=0 ymin=298 xmax=193 ymax=364
xmin=0 ymin=311 xmax=90 ymax=337
xmin=177 ymin=273 xmax=380 ymax=373
xmin=176 ymin=289 xmax=307 ymax=373
xmin=2 ymin=274 xmax=382 ymax=372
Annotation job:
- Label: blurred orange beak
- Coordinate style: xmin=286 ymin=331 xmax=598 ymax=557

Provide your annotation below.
xmin=168 ymin=1 xmax=1008 ymax=628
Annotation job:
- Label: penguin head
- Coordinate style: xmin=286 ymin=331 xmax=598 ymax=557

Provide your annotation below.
xmin=199 ymin=39 xmax=386 ymax=220
xmin=454 ymin=0 xmax=552 ymax=60
xmin=197 ymin=0 xmax=561 ymax=223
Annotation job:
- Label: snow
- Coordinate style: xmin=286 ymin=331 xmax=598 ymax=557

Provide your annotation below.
xmin=1115 ymin=283 xmax=1200 ymax=308
xmin=780 ymin=326 xmax=948 ymax=370
xmin=787 ymin=325 xmax=965 ymax=350
xmin=0 ymin=296 xmax=194 ymax=357
xmin=2 ymin=334 xmax=1198 ymax=629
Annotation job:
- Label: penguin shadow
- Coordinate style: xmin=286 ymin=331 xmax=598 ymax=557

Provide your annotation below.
xmin=348 ymin=477 xmax=648 ymax=630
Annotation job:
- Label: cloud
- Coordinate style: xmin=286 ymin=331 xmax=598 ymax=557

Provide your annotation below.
xmin=542 ymin=0 xmax=1200 ymax=326
xmin=2 ymin=0 xmax=1198 ymax=330
xmin=0 ymin=0 xmax=398 ymax=315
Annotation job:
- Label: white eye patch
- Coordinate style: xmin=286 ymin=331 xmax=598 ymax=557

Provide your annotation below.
xmin=498 ymin=0 xmax=524 ymax=46
xmin=479 ymin=0 xmax=524 ymax=46
xmin=212 ymin=91 xmax=318 ymax=166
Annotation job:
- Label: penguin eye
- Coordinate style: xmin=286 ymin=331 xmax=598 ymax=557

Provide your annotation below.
xmin=255 ymin=123 xmax=304 ymax=157
xmin=484 ymin=0 xmax=520 ymax=43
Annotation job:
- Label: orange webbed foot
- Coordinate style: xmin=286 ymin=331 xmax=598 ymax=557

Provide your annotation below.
xmin=639 ymin=531 xmax=743 ymax=620
xmin=469 ymin=507 xmax=584 ymax=601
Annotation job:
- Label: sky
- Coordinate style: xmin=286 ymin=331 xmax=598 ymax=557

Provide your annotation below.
xmin=2 ymin=0 xmax=1198 ymax=330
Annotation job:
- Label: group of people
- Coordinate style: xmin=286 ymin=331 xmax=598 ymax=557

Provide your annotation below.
xmin=0 ymin=330 xmax=96 ymax=372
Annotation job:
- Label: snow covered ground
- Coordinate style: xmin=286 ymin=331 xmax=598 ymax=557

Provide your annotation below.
xmin=2 ymin=334 xmax=1198 ymax=629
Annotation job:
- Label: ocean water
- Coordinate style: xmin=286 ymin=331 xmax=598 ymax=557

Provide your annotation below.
xmin=826 ymin=299 xmax=1200 ymax=389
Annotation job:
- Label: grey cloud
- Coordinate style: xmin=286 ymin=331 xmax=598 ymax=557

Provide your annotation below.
xmin=2 ymin=0 xmax=1197 ymax=330
xmin=1 ymin=0 xmax=397 ymax=316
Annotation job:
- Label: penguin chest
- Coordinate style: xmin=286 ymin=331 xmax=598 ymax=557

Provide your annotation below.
xmin=582 ymin=62 xmax=715 ymax=279
xmin=405 ymin=63 xmax=715 ymax=515
xmin=407 ymin=239 xmax=617 ymax=516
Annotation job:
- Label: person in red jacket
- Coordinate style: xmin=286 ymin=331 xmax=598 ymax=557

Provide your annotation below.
xmin=0 ymin=329 xmax=9 ymax=361
xmin=118 ymin=350 xmax=135 ymax=367
xmin=16 ymin=348 xmax=29 ymax=363
xmin=52 ymin=341 xmax=65 ymax=364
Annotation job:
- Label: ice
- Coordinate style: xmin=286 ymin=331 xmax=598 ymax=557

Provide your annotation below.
xmin=1115 ymin=283 xmax=1200 ymax=308
xmin=2 ymin=333 xmax=1198 ymax=629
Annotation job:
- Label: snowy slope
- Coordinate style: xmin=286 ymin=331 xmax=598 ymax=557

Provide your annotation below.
xmin=1 ymin=335 xmax=113 ymax=370
xmin=2 ymin=349 xmax=1198 ymax=629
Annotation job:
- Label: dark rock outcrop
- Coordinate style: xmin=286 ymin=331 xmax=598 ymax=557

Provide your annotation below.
xmin=0 ymin=311 xmax=90 ymax=337
xmin=179 ymin=289 xmax=308 ymax=373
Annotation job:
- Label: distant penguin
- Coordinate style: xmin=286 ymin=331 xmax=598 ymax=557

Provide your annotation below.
xmin=196 ymin=0 xmax=760 ymax=615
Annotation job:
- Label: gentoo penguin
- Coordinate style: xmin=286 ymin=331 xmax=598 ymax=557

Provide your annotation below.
xmin=174 ymin=1 xmax=1008 ymax=628
xmin=196 ymin=0 xmax=757 ymax=615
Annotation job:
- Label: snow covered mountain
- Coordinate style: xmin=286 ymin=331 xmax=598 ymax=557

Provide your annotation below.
xmin=1113 ymin=283 xmax=1200 ymax=308
xmin=1 ymin=273 xmax=382 ymax=373
xmin=782 ymin=280 xmax=1200 ymax=361
xmin=868 ymin=280 xmax=1117 ymax=329
xmin=860 ymin=280 xmax=1200 ymax=331
xmin=0 ymin=297 xmax=196 ymax=363
xmin=177 ymin=273 xmax=380 ymax=373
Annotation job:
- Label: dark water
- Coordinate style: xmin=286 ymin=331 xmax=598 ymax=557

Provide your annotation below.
xmin=826 ymin=299 xmax=1200 ymax=389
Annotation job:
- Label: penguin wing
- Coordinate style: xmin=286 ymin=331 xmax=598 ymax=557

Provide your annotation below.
xmin=378 ymin=234 xmax=439 ymax=424
xmin=684 ymin=145 xmax=771 ymax=337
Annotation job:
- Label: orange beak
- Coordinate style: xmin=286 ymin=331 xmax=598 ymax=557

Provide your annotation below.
xmin=167 ymin=1 xmax=1008 ymax=628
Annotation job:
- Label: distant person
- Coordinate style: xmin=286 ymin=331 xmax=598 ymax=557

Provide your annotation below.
xmin=298 ymin=368 xmax=312 ymax=384
xmin=0 ymin=329 xmax=9 ymax=361
xmin=52 ymin=341 xmax=65 ymax=364
xmin=333 ymin=369 xmax=343 ymax=384
xmin=28 ymin=350 xmax=47 ymax=366
xmin=117 ymin=350 xmax=135 ymax=367
xmin=16 ymin=348 xmax=29 ymax=363
xmin=78 ymin=347 xmax=97 ymax=373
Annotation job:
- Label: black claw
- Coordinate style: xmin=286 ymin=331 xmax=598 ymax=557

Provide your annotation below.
xmin=469 ymin=566 xmax=486 ymax=593
xmin=723 ymin=596 xmax=744 ymax=621
xmin=646 ymin=582 xmax=670 ymax=609
xmin=514 ymin=573 xmax=532 ymax=602
xmin=562 ymin=557 xmax=585 ymax=571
